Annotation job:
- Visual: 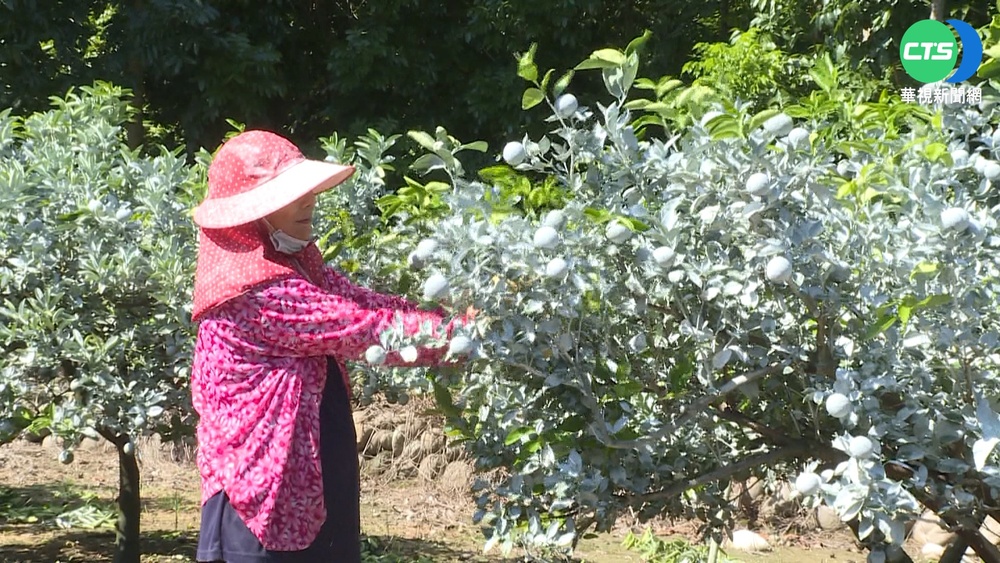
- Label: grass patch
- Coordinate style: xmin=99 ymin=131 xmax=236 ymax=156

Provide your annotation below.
xmin=0 ymin=482 xmax=116 ymax=529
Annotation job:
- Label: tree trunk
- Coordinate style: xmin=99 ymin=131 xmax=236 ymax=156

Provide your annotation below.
xmin=940 ymin=538 xmax=969 ymax=563
xmin=115 ymin=441 xmax=142 ymax=563
xmin=99 ymin=428 xmax=141 ymax=563
xmin=125 ymin=0 xmax=146 ymax=150
xmin=719 ymin=0 xmax=729 ymax=41
xmin=930 ymin=0 xmax=947 ymax=21
xmin=126 ymin=55 xmax=145 ymax=150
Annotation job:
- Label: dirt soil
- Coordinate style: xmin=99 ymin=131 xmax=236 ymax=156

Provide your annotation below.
xmin=0 ymin=406 xmax=883 ymax=563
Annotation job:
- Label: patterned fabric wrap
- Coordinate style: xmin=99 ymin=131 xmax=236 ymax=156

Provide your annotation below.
xmin=192 ymin=267 xmax=460 ymax=550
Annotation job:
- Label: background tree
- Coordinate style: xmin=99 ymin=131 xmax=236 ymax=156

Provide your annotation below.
xmin=0 ymin=82 xmax=202 ymax=563
xmin=5 ymin=0 xmax=991 ymax=160
xmin=0 ymin=0 xmax=104 ymax=112
xmin=747 ymin=0 xmax=993 ymax=76
xmin=2 ymin=0 xmax=747 ymax=154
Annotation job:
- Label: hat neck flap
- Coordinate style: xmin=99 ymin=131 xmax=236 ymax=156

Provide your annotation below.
xmin=191 ymin=221 xmax=327 ymax=322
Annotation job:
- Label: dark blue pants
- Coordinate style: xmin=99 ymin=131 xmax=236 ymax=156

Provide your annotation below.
xmin=196 ymin=359 xmax=361 ymax=562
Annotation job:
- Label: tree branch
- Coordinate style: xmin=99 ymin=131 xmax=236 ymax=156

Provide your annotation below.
xmin=511 ymin=354 xmax=819 ymax=463
xmin=589 ymin=361 xmax=792 ymax=450
xmin=97 ymin=425 xmax=127 ymax=448
xmin=714 ymin=405 xmax=797 ymax=445
xmin=625 ymin=442 xmax=815 ymax=507
xmin=911 ymin=489 xmax=1000 ymax=563
xmin=790 ymin=281 xmax=821 ymax=320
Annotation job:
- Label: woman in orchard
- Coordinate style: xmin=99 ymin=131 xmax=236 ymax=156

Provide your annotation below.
xmin=189 ymin=130 xmax=474 ymax=562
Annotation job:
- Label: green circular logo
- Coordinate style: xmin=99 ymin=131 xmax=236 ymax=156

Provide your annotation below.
xmin=900 ymin=20 xmax=958 ymax=83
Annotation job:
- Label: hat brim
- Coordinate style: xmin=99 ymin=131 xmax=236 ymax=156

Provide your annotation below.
xmin=193 ymin=159 xmax=356 ymax=229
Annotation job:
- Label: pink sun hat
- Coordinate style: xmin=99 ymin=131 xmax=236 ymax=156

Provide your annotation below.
xmin=192 ymin=130 xmax=355 ymax=229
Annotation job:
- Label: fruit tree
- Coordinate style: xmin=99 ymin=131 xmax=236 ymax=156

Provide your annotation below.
xmin=0 ymin=83 xmax=202 ymax=563
xmin=321 ymin=38 xmax=1000 ymax=562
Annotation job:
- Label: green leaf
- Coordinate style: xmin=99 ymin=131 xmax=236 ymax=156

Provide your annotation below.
xmin=525 ymin=438 xmax=543 ymax=454
xmin=583 ymin=207 xmax=612 ymax=223
xmin=835 ymin=180 xmax=856 ymax=199
xmin=674 ymin=84 xmax=715 ymax=107
xmin=553 ymin=70 xmax=575 ymax=97
xmin=517 ymin=63 xmax=538 ymax=82
xmin=617 ymin=216 xmax=650 ymax=232
xmin=622 ymin=53 xmax=639 ymax=94
xmin=897 ymin=294 xmax=951 ymax=327
xmin=863 ymin=314 xmax=898 ymax=341
xmin=459 ymin=141 xmax=488 ymax=153
xmin=922 ymin=142 xmax=949 ymax=163
xmin=910 ymin=261 xmax=938 ymax=279
xmin=784 ymin=105 xmax=813 ymax=119
xmin=424 ymin=181 xmax=450 ymax=193
xmin=835 ymin=140 xmax=877 ymax=156
xmin=630 ymin=114 xmax=664 ymax=133
xmin=574 ymin=59 xmax=613 ymax=71
xmin=522 ymin=88 xmax=545 ymax=110
xmin=225 ymin=118 xmax=246 ymax=133
xmin=625 ymin=30 xmax=652 ymax=57
xmin=633 ymin=78 xmax=657 ymax=91
xmin=592 ymin=48 xmax=626 ymax=65
xmin=625 ymin=98 xmax=674 ymax=117
xmin=557 ymin=416 xmax=587 ymax=433
xmin=808 ymin=52 xmax=838 ymax=93
xmin=749 ymin=109 xmax=782 ymax=132
xmin=860 ymin=187 xmax=883 ymax=203
xmin=575 ymin=48 xmax=626 ymax=70
xmin=432 ymin=381 xmax=462 ymax=420
xmin=504 ymin=426 xmax=532 ymax=446
xmin=614 ymin=381 xmax=643 ymax=397
xmin=407 ymin=131 xmax=437 ymax=151
xmin=518 ymin=43 xmax=538 ymax=82
xmin=669 ymin=353 xmax=694 ymax=391
xmin=479 ymin=165 xmax=516 ymax=183
xmin=978 ymin=58 xmax=1000 ymax=79
xmin=624 ymin=99 xmax=654 ymax=110
xmin=58 ymin=210 xmax=85 ymax=222
xmin=410 ymin=153 xmax=446 ymax=173
xmin=539 ymin=69 xmax=554 ymax=93
xmin=898 ymin=304 xmax=913 ymax=327
xmin=656 ymin=79 xmax=684 ymax=97
xmin=489 ymin=209 xmax=516 ymax=222
xmin=911 ymin=294 xmax=952 ymax=310
xmin=706 ymin=114 xmax=742 ymax=140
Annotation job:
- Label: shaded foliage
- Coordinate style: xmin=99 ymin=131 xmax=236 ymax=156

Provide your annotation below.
xmin=2 ymin=0 xmax=753 ymax=155
xmin=3 ymin=0 xmax=993 ymax=159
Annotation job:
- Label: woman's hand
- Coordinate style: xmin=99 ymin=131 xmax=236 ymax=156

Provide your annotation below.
xmin=465 ymin=305 xmax=479 ymax=322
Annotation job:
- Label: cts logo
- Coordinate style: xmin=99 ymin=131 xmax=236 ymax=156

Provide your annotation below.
xmin=903 ymin=43 xmax=954 ymax=61
xmin=900 ymin=19 xmax=983 ymax=83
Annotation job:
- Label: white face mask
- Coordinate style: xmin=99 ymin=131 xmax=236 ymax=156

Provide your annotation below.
xmin=269 ymin=230 xmax=311 ymax=254
xmin=262 ymin=219 xmax=312 ymax=254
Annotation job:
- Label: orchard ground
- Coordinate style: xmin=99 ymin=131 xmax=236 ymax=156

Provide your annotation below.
xmin=0 ymin=397 xmax=894 ymax=563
